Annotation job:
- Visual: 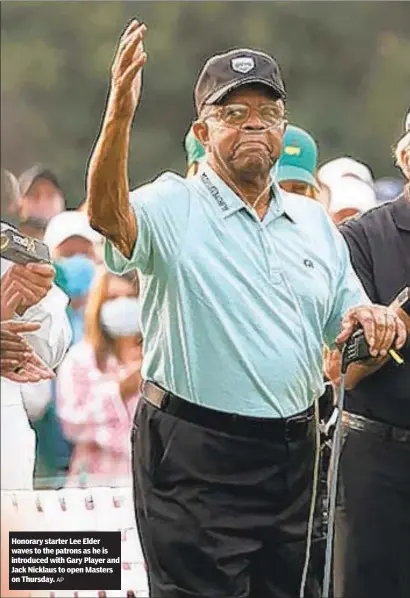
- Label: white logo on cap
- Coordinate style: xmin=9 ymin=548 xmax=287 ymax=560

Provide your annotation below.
xmin=231 ymin=56 xmax=255 ymax=74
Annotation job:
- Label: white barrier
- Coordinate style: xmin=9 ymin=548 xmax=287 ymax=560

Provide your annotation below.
xmin=2 ymin=487 xmax=149 ymax=598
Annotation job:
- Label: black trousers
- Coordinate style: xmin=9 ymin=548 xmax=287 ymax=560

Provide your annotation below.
xmin=131 ymin=397 xmax=321 ymax=598
xmin=334 ymin=426 xmax=410 ymax=598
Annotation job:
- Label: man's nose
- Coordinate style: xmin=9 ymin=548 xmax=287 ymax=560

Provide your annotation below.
xmin=242 ymin=110 xmax=265 ymax=131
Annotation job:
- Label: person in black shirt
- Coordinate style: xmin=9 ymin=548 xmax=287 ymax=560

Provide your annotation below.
xmin=326 ymin=112 xmax=410 ymax=598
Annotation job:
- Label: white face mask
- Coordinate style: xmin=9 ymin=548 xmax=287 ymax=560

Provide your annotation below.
xmin=100 ymin=297 xmax=142 ymax=338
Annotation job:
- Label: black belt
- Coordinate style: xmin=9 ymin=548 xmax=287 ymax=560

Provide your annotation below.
xmin=141 ymin=381 xmax=314 ymax=441
xmin=343 ymin=411 xmax=410 ymax=444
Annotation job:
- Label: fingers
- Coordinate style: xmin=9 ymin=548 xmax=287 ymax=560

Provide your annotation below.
xmin=119 ymin=20 xmax=144 ymax=55
xmin=4 ymin=290 xmax=22 ymax=310
xmin=354 ymin=308 xmax=376 ymax=353
xmin=7 ymin=279 xmax=47 ymax=307
xmin=1 ymin=323 xmax=36 ymax=367
xmin=121 ymin=18 xmax=141 ymax=41
xmin=7 ymin=265 xmax=52 ymax=310
xmin=4 ymin=362 xmax=41 ymax=383
xmin=376 ymin=310 xmax=396 ymax=356
xmin=25 ymin=263 xmax=55 ymax=278
xmin=2 ymin=280 xmax=22 ymax=306
xmin=0 ymin=358 xmax=23 ymax=372
xmin=25 ymin=350 xmax=54 ymax=371
xmin=395 ymin=316 xmax=408 ymax=350
xmin=5 ymin=356 xmax=55 ymax=383
xmin=1 ymin=348 xmax=32 ymax=361
xmin=119 ymin=25 xmax=147 ymax=66
xmin=9 ymin=264 xmax=53 ymax=289
xmin=4 ymin=370 xmax=34 ymax=383
xmin=364 ymin=308 xmax=400 ymax=356
xmin=1 ymin=328 xmax=29 ymax=345
xmin=337 ymin=306 xmax=407 ymax=358
xmin=6 ymin=369 xmax=46 ymax=383
xmin=335 ymin=312 xmax=356 ymax=345
xmin=120 ymin=20 xmax=146 ymax=47
xmin=113 ymin=22 xmax=147 ymax=79
xmin=2 ymin=321 xmax=41 ymax=334
xmin=368 ymin=308 xmax=388 ymax=356
xmin=0 ymin=280 xmax=24 ymax=318
xmin=24 ymin=358 xmax=55 ymax=380
xmin=121 ymin=53 xmax=148 ymax=88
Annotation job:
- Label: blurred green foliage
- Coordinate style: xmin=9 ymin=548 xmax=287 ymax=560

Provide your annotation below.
xmin=1 ymin=1 xmax=409 ymax=207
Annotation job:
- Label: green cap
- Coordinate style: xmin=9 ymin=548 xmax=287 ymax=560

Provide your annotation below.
xmin=184 ymin=127 xmax=206 ymax=167
xmin=276 ymin=125 xmax=318 ymax=188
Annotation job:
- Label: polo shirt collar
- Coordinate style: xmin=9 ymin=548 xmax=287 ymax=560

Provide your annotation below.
xmin=392 ymin=192 xmax=410 ymax=231
xmin=197 ymin=163 xmax=295 ymax=223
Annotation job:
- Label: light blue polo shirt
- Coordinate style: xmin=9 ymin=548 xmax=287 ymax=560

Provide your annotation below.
xmin=105 ymin=163 xmax=369 ymax=418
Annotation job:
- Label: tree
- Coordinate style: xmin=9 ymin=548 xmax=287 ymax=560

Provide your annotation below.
xmin=1 ymin=1 xmax=409 ymax=207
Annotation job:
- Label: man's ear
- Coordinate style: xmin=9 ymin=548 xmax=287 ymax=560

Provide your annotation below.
xmin=192 ymin=120 xmax=209 ymax=150
xmin=401 ymin=147 xmax=410 ymax=175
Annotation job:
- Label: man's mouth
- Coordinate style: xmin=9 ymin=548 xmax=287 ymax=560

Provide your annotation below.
xmin=233 ymin=141 xmax=271 ymax=156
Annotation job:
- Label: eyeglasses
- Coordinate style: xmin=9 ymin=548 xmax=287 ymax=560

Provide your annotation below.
xmin=206 ymin=103 xmax=286 ymax=130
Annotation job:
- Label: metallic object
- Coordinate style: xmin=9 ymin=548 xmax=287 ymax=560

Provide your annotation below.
xmin=0 ymin=227 xmax=51 ymax=264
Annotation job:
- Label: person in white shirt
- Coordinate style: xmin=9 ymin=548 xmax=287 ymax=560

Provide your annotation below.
xmin=1 ymin=221 xmax=72 ymax=490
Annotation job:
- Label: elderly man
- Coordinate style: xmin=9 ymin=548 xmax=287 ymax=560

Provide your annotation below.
xmin=1 ymin=221 xmax=71 ymax=490
xmin=87 ymin=21 xmax=406 ymax=598
xmin=327 ymin=111 xmax=410 ymax=598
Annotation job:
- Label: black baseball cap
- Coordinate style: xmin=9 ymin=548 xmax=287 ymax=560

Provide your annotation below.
xmin=194 ymin=48 xmax=286 ymax=113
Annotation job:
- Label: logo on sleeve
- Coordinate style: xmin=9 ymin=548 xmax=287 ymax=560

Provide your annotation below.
xmin=304 ymin=258 xmax=314 ymax=268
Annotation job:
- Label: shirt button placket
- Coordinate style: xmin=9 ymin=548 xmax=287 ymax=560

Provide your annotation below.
xmin=260 ymin=227 xmax=281 ymax=284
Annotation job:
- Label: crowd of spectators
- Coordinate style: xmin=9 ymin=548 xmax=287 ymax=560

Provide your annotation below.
xmin=1 ymin=121 xmax=406 ymax=493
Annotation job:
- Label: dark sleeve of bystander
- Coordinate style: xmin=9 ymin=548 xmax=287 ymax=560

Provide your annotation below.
xmin=338 ymin=219 xmax=378 ymax=303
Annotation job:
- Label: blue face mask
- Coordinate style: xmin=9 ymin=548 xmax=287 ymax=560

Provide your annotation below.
xmin=56 ymin=255 xmax=96 ymax=299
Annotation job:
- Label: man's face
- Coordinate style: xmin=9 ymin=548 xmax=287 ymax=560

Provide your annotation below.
xmin=54 ymin=236 xmax=96 ymax=261
xmin=194 ymin=86 xmax=286 ymax=183
xmin=280 ymin=180 xmax=315 ymax=198
xmin=20 ymin=178 xmax=64 ymax=224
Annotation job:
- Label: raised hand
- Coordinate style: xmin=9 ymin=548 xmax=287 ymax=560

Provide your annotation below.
xmin=109 ymin=20 xmax=148 ymax=120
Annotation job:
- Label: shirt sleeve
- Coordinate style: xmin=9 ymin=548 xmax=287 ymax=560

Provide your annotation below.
xmin=56 ymin=346 xmax=132 ymax=454
xmin=14 ymin=284 xmax=72 ymax=369
xmin=339 ymin=218 xmax=378 ymax=302
xmin=324 ymin=226 xmax=371 ymax=348
xmin=104 ymin=173 xmax=190 ymax=276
